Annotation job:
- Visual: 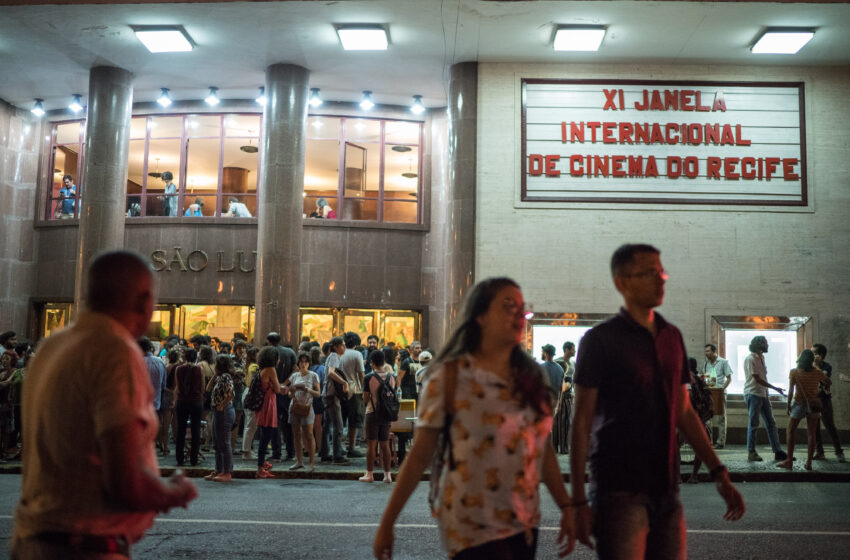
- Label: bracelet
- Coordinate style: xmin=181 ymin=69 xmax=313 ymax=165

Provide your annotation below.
xmin=709 ymin=464 xmax=728 ymax=482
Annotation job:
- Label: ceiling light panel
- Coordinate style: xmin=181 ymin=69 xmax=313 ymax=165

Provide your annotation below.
xmin=336 ymin=26 xmax=389 ymax=50
xmin=553 ymin=26 xmax=606 ymax=52
xmin=751 ymin=29 xmax=815 ymax=54
xmin=133 ymin=25 xmax=194 ymax=53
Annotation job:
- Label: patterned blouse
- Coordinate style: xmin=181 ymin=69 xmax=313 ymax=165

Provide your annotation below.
xmin=416 ymin=355 xmax=553 ymax=557
xmin=212 ymin=373 xmax=234 ymax=410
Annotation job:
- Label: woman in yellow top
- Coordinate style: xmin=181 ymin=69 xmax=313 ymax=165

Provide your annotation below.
xmin=374 ymin=277 xmax=575 ymax=559
xmin=778 ymin=349 xmax=830 ymax=470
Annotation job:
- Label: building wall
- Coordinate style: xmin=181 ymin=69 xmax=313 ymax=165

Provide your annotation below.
xmin=476 ymin=63 xmax=850 ymax=431
xmin=0 ymin=99 xmax=41 ymax=335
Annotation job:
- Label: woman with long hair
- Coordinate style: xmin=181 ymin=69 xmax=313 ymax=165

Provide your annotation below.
xmin=158 ymin=347 xmax=182 ymax=456
xmin=205 ymin=355 xmax=236 ymax=482
xmin=374 ymin=277 xmax=575 ymax=559
xmin=778 ymin=349 xmax=831 ymax=470
xmin=242 ymin=346 xmax=260 ymax=460
xmin=287 ymin=352 xmax=321 ymax=472
xmin=308 ymin=346 xmax=326 ymax=462
xmin=255 ymin=346 xmax=282 ymax=479
xmin=198 ymin=345 xmax=217 ymax=451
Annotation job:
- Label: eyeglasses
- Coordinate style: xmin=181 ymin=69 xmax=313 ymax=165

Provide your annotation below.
xmin=626 ymin=268 xmax=668 ymax=281
xmin=502 ymin=298 xmax=534 ymax=319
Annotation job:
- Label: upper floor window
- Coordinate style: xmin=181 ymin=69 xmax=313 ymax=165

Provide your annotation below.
xmin=45 ymin=121 xmax=85 ymax=220
xmin=127 ymin=114 xmax=261 ymax=217
xmin=304 ymin=116 xmax=422 ymax=224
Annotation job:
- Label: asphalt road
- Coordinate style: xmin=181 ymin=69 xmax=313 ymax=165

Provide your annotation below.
xmin=0 ymin=476 xmax=848 ymax=559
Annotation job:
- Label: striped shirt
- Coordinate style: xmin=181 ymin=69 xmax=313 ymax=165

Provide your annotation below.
xmin=790 ymin=368 xmax=828 ymax=405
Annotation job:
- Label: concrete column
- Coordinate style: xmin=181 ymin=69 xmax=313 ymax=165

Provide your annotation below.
xmin=73 ymin=66 xmax=134 ymax=310
xmin=441 ymin=62 xmax=478 ymax=340
xmin=253 ymin=63 xmax=309 ymax=345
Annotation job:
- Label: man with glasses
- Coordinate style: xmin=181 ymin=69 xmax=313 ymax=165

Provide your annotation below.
xmin=571 ymin=243 xmax=744 ymax=558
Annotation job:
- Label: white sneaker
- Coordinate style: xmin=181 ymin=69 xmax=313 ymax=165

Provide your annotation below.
xmin=242 ymin=451 xmax=254 ymax=460
xmin=383 ymin=473 xmax=393 ymax=484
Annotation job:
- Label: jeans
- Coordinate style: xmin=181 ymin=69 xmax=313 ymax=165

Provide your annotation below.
xmin=242 ymin=409 xmax=258 ymax=453
xmin=745 ymin=394 xmax=783 ymax=453
xmin=815 ymin=397 xmax=843 ymax=455
xmin=453 ymin=529 xmax=538 ymax=560
xmin=175 ymin=400 xmax=203 ymax=466
xmin=272 ymin=394 xmax=293 ymax=459
xmin=213 ymin=403 xmax=235 ymax=474
xmin=592 ymin=492 xmax=685 ymax=560
xmin=323 ymin=396 xmax=345 ymax=458
xmin=257 ymin=425 xmax=276 ymax=469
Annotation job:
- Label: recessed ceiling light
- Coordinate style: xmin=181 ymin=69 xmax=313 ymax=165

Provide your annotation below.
xmin=336 ymin=25 xmax=389 ymax=50
xmin=31 ymin=99 xmax=45 ymax=117
xmin=68 ymin=94 xmax=84 ymax=113
xmin=410 ymin=95 xmax=425 ymax=115
xmin=309 ymin=88 xmax=323 ymax=108
xmin=359 ymin=90 xmax=374 ymax=110
xmin=156 ymin=88 xmax=172 ymax=107
xmin=132 ymin=25 xmax=194 ymax=53
xmin=204 ymin=87 xmax=220 ymax=106
xmin=553 ymin=25 xmax=607 ymax=52
xmin=751 ymin=28 xmax=815 ymax=54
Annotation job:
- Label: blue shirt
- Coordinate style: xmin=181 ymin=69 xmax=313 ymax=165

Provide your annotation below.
xmin=143 ymin=352 xmax=167 ymax=410
xmin=541 ymin=360 xmax=565 ymax=401
xmin=163 ymin=183 xmax=178 ymax=216
xmin=184 ymin=207 xmax=202 ymax=216
xmin=58 ymin=185 xmax=76 ymax=215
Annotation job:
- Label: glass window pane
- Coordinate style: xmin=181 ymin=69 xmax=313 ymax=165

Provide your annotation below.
xmin=126 ymin=139 xmax=145 ymax=216
xmin=383 ymin=200 xmax=418 ymax=223
xmin=384 ymin=145 xmax=419 ymax=199
xmin=345 ymin=118 xmax=380 ymax=142
xmin=307 ymin=116 xmax=340 ymax=140
xmin=44 ymin=303 xmax=73 ymax=339
xmin=181 ymin=193 xmax=216 ymax=217
xmin=343 ymin=141 xmax=379 ymax=197
xmin=530 ymin=325 xmax=592 ymax=363
xmin=186 ymin=137 xmax=221 ymax=200
xmin=225 ymin=115 xmax=261 ymax=137
xmin=222 ymin=138 xmax=259 ymax=194
xmin=304 ymin=195 xmax=337 ymax=219
xmin=301 ymin=312 xmax=335 ymax=344
xmin=341 ymin=198 xmax=378 ymax=221
xmin=383 ymin=315 xmax=416 ymax=348
xmin=49 ymin=146 xmax=79 ymax=219
xmin=130 ymin=117 xmax=147 ymax=140
xmin=149 ymin=116 xmax=183 ymax=138
xmin=343 ymin=313 xmax=375 ymax=343
xmin=147 ymin=309 xmax=172 ymax=341
xmin=145 ymin=139 xmax=181 ymax=216
xmin=305 ymin=139 xmax=339 ymax=199
xmin=182 ymin=305 xmax=247 ymax=340
xmin=724 ymin=329 xmax=795 ymax=395
xmin=385 ymin=120 xmax=420 ymax=146
xmin=223 ymin=195 xmax=255 ymax=217
xmin=55 ymin=122 xmax=80 ymax=145
xmin=187 ymin=115 xmax=221 ymax=138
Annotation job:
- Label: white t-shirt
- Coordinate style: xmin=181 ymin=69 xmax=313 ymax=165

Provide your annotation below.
xmin=288 ymin=371 xmax=319 ymax=407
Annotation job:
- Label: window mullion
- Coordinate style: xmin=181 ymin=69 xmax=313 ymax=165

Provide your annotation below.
xmin=141 ymin=117 xmax=151 ymax=217
xmin=378 ymin=120 xmax=385 ymax=222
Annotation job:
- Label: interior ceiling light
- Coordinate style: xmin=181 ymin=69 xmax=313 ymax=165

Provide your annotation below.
xmin=240 ymin=131 xmax=258 ymax=154
xmin=336 ymin=25 xmax=389 ymax=50
xmin=156 ymin=88 xmax=172 ymax=107
xmin=359 ymin=90 xmax=375 ymax=110
xmin=255 ymin=86 xmax=267 ymax=106
xmin=751 ymin=28 xmax=815 ymax=54
xmin=204 ymin=87 xmax=220 ymax=106
xmin=410 ymin=94 xmax=425 ymax=115
xmin=391 ymin=145 xmax=411 ymax=153
xmin=30 ymin=99 xmax=45 ymax=117
xmin=309 ymin=88 xmax=323 ymax=108
xmin=401 ymin=157 xmax=417 ymax=179
xmin=553 ymin=25 xmax=607 ymax=51
xmin=148 ymin=157 xmax=162 ymax=178
xmin=68 ymin=94 xmax=84 ymax=114
xmin=132 ymin=25 xmax=194 ymax=53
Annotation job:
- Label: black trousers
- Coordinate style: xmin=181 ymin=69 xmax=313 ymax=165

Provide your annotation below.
xmin=273 ymin=394 xmax=294 ymax=458
xmin=453 ymin=529 xmax=538 ymax=560
xmin=175 ymin=400 xmax=203 ymax=466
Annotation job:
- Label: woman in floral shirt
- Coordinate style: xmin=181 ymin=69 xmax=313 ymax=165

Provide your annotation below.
xmin=375 ymin=278 xmax=576 ymax=559
xmin=205 ymin=355 xmax=235 ymax=482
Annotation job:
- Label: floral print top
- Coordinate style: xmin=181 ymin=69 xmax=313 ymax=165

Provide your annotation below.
xmin=416 ymin=356 xmax=553 ymax=557
xmin=212 ymin=373 xmax=234 ymax=410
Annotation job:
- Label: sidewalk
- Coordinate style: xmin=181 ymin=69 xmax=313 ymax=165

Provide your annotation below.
xmin=6 ymin=443 xmax=845 ymax=482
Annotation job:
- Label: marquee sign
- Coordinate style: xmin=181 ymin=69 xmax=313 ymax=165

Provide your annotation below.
xmin=521 ymin=80 xmax=806 ymax=206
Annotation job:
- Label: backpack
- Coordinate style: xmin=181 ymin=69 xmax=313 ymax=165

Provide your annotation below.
xmin=243 ymin=374 xmax=265 ymax=412
xmin=689 ymin=374 xmax=714 ymax=423
xmin=372 ymin=373 xmax=400 ymax=423
xmin=428 ymin=359 xmax=460 ymax=517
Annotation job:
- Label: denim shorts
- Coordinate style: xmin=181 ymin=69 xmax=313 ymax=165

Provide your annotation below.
xmin=789 ymin=402 xmax=820 ymax=420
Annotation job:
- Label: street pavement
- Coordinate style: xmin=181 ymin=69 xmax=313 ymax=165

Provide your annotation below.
xmin=0 ymin=476 xmax=848 ymax=559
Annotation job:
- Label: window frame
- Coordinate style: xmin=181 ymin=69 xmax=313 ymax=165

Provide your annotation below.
xmin=44 ymin=120 xmax=86 ymax=221
xmin=305 ymin=115 xmax=424 ymax=224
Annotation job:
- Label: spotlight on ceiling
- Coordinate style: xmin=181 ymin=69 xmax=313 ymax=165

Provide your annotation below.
xmin=204 ymin=87 xmax=220 ymax=106
xmin=553 ymin=25 xmax=607 ymax=51
xmin=359 ymin=90 xmax=375 ymax=110
xmin=132 ymin=25 xmax=194 ymax=53
xmin=255 ymin=87 xmax=267 ymax=107
xmin=336 ymin=25 xmax=389 ymax=51
xmin=31 ymin=99 xmax=45 ymax=117
xmin=156 ymin=88 xmax=172 ymax=107
xmin=410 ymin=95 xmax=425 ymax=115
xmin=309 ymin=88 xmax=323 ymax=108
xmin=68 ymin=94 xmax=84 ymax=114
xmin=751 ymin=28 xmax=815 ymax=54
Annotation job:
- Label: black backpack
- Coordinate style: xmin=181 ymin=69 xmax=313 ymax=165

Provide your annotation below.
xmin=689 ymin=374 xmax=714 ymax=423
xmin=372 ymin=374 xmax=400 ymax=423
xmin=243 ymin=375 xmax=265 ymax=412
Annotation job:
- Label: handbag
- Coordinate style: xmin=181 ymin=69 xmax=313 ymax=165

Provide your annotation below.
xmin=291 ymin=401 xmax=311 ymax=418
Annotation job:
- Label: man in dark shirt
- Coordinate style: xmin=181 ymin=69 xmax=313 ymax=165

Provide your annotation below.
xmin=571 ymin=243 xmax=744 ymax=558
xmin=812 ymin=344 xmax=845 ymax=462
xmin=267 ymin=332 xmax=296 ymax=461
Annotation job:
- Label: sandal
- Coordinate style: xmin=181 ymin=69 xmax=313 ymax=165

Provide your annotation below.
xmin=256 ymin=469 xmax=274 ymax=479
xmin=204 ymin=471 xmax=219 ymax=481
xmin=289 ymin=463 xmax=304 ymax=471
xmin=777 ymin=459 xmax=793 ymax=469
xmin=263 ymin=461 xmax=273 ymax=470
xmin=358 ymin=473 xmax=374 ymax=483
xmin=804 ymin=460 xmax=812 ymax=471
